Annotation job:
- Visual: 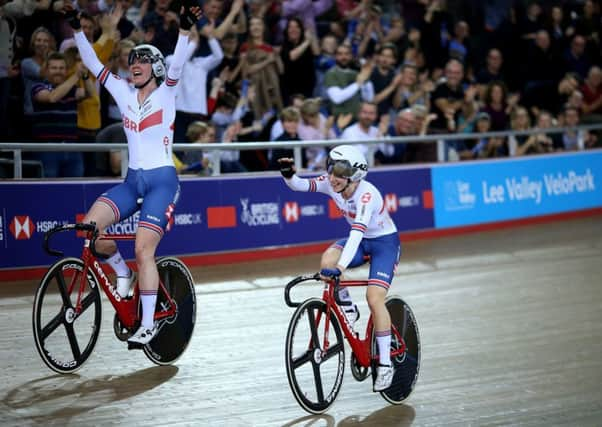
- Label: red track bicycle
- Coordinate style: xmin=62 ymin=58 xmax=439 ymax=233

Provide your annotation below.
xmin=284 ymin=273 xmax=420 ymax=414
xmin=32 ymin=223 xmax=196 ymax=374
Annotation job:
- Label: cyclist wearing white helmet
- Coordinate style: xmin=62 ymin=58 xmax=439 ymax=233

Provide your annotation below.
xmin=278 ymin=145 xmax=400 ymax=392
xmin=66 ymin=1 xmax=202 ymax=346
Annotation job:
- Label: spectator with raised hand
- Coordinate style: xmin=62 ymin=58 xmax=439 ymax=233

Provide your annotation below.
xmin=240 ymin=16 xmax=283 ymax=118
xmin=369 ymin=43 xmax=402 ymax=119
xmin=218 ymin=120 xmax=247 ymax=173
xmin=324 ymin=43 xmax=374 ymax=120
xmin=30 ymin=53 xmax=94 ymax=177
xmin=279 ymin=0 xmax=332 ymax=42
xmin=280 ymin=18 xmax=320 ymax=104
xmin=140 ymin=0 xmax=180 ymax=55
xmin=514 ymin=109 xmax=556 ymax=156
xmin=392 ymin=62 xmax=432 ymax=111
xmin=168 ymin=23 xmax=223 ymax=144
xmin=196 ymin=0 xmax=245 ymax=56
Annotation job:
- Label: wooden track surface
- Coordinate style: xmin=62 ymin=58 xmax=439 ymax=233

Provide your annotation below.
xmin=1 ymin=216 xmax=601 ymax=426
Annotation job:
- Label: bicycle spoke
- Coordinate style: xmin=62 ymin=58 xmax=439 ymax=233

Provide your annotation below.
xmin=313 ymin=363 xmax=325 ymax=403
xmin=322 ymin=342 xmax=343 ymax=362
xmin=54 ymin=270 xmax=73 ymax=308
xmin=64 ymin=323 xmax=82 ymax=360
xmin=78 ymin=291 xmax=97 ymax=314
xmin=306 ymin=307 xmax=321 ymax=349
xmin=291 ymin=350 xmax=313 ymax=370
xmin=40 ymin=310 xmax=64 ymax=341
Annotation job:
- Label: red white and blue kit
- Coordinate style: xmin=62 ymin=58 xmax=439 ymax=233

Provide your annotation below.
xmin=285 ymin=174 xmax=401 ymax=289
xmin=74 ymin=32 xmax=189 ymax=235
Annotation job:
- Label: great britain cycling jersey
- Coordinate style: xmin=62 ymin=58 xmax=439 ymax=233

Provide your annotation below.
xmin=75 ymin=31 xmax=189 ymax=235
xmin=75 ymin=31 xmax=188 ymax=170
xmin=284 ymin=174 xmax=400 ymax=289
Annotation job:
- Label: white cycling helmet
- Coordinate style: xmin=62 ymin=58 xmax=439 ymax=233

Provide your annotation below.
xmin=128 ymin=44 xmax=166 ymax=84
xmin=327 ymin=145 xmax=368 ymax=182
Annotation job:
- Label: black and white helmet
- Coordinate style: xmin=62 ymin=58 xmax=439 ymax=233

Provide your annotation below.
xmin=128 ymin=44 xmax=166 ymax=84
xmin=327 ymin=145 xmax=368 ymax=182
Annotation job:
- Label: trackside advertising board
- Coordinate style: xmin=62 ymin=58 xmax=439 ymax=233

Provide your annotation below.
xmin=0 ymin=167 xmax=433 ymax=270
xmin=432 ymin=151 xmax=602 ymax=228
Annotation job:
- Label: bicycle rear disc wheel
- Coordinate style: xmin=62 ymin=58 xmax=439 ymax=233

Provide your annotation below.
xmin=285 ymin=298 xmax=345 ymax=414
xmin=143 ymin=257 xmax=196 ymax=365
xmin=32 ymin=257 xmax=102 ymax=374
xmin=373 ymin=296 xmax=420 ymax=404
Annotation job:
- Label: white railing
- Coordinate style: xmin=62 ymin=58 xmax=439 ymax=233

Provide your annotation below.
xmin=1 ymin=124 xmax=601 ymax=179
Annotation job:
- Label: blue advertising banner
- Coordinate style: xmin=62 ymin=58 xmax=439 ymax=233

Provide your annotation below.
xmin=0 ymin=167 xmax=433 ymax=270
xmin=432 ymin=151 xmax=602 ymax=228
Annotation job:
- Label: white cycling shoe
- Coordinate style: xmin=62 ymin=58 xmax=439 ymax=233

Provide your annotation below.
xmin=373 ymin=364 xmax=395 ymax=392
xmin=128 ymin=323 xmax=158 ymax=346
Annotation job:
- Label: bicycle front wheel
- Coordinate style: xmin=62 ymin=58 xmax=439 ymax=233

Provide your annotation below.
xmin=285 ymin=298 xmax=345 ymax=414
xmin=143 ymin=257 xmax=196 ymax=365
xmin=32 ymin=257 xmax=102 ymax=374
xmin=374 ymin=296 xmax=420 ymax=405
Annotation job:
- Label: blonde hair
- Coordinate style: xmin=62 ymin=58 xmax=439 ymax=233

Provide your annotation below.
xmin=29 ymin=27 xmax=57 ymax=55
xmin=186 ymin=121 xmax=209 ymax=141
xmin=280 ymin=107 xmax=300 ymax=122
xmin=300 ymin=98 xmax=321 ymax=117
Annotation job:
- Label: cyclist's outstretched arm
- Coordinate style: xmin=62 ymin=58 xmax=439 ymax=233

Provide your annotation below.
xmin=73 ymin=29 xmax=129 ymax=100
xmin=278 ymin=157 xmax=329 ymax=193
xmin=166 ymin=1 xmax=203 ymax=87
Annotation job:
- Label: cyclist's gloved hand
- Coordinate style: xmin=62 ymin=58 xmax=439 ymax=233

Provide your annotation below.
xmin=179 ymin=0 xmax=202 ymax=31
xmin=63 ymin=4 xmax=81 ymax=30
xmin=277 ymin=158 xmax=296 ymax=178
xmin=320 ymin=267 xmax=342 ymax=278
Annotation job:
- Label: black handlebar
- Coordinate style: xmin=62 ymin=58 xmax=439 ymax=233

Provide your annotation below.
xmin=43 ymin=222 xmax=97 ymax=257
xmin=284 ymin=273 xmax=321 ymax=307
xmin=284 ymin=272 xmax=352 ymax=307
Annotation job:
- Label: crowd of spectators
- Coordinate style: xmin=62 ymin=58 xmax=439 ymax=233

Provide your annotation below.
xmin=1 ymin=0 xmax=601 ymax=177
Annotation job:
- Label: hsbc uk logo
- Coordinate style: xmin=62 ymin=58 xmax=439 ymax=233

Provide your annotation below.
xmin=283 ymin=202 xmax=325 ymax=223
xmin=10 ymin=216 xmax=35 ymax=240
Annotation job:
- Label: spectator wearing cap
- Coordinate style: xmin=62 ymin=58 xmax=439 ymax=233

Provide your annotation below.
xmin=467 ymin=111 xmax=508 ymax=159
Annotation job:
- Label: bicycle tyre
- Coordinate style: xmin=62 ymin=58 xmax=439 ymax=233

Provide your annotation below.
xmin=285 ymin=298 xmax=345 ymax=414
xmin=32 ymin=257 xmax=102 ymax=374
xmin=372 ymin=296 xmax=420 ymax=404
xmin=143 ymin=257 xmax=196 ymax=365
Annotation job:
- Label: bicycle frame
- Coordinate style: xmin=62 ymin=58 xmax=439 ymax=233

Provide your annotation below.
xmin=286 ymin=275 xmax=407 ymax=369
xmin=45 ymin=224 xmax=178 ymax=330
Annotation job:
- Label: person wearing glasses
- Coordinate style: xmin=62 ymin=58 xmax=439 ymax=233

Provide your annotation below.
xmin=278 ymin=145 xmax=400 ymax=392
xmin=66 ymin=1 xmax=202 ymax=346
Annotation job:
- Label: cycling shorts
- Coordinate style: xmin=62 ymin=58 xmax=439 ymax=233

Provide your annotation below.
xmin=98 ymin=166 xmax=180 ymax=236
xmin=332 ymin=232 xmax=401 ymax=290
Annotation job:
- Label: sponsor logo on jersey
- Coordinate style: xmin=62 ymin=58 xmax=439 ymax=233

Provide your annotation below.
xmin=240 ymin=198 xmax=279 ymax=226
xmin=9 ymin=216 xmax=35 ymax=240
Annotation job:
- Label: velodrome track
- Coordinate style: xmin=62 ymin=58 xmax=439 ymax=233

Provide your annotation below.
xmin=1 ymin=215 xmax=601 ymax=426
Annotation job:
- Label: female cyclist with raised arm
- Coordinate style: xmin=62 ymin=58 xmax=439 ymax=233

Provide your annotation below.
xmin=278 ymin=146 xmax=401 ymax=392
xmin=66 ymin=2 xmax=202 ymax=346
